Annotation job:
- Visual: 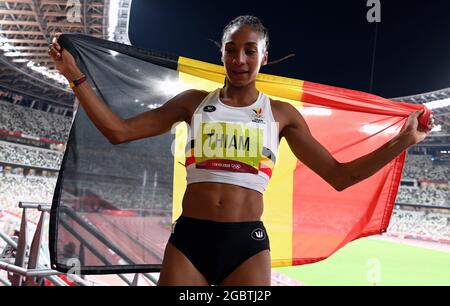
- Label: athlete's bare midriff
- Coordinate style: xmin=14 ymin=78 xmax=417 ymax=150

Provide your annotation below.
xmin=181 ymin=182 xmax=264 ymax=222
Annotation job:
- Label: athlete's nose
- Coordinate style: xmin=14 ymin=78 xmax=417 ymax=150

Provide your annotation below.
xmin=233 ymin=50 xmax=246 ymax=65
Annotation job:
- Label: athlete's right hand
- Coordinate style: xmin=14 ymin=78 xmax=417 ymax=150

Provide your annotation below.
xmin=48 ymin=33 xmax=80 ymax=78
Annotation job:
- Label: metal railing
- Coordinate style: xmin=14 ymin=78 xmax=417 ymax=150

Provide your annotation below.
xmin=0 ymin=201 xmax=157 ymax=286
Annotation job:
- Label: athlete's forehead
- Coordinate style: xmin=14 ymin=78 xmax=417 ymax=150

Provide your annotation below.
xmin=223 ymin=31 xmax=265 ymax=53
xmin=223 ymin=25 xmax=262 ymax=45
xmin=224 ymin=41 xmax=259 ymax=47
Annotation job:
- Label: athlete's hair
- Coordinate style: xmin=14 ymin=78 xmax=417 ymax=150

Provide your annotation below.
xmin=221 ymin=15 xmax=269 ymax=52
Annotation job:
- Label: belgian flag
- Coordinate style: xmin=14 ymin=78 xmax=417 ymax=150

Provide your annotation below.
xmin=49 ymin=34 xmax=431 ymax=274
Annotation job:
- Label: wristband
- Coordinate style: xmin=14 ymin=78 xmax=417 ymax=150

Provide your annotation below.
xmin=69 ymin=75 xmax=87 ymax=88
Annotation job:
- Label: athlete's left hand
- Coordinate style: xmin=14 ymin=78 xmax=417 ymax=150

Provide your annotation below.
xmin=401 ymin=109 xmax=434 ymax=145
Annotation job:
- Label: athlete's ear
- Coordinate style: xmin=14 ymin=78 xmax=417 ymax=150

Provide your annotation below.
xmin=261 ymin=51 xmax=268 ymax=66
xmin=220 ymin=48 xmax=225 ymax=64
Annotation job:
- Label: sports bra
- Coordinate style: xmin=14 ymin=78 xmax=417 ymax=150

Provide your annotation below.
xmin=184 ymin=88 xmax=279 ymax=194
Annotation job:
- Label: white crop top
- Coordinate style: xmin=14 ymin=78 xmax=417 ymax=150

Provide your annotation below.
xmin=184 ymin=88 xmax=279 ymax=193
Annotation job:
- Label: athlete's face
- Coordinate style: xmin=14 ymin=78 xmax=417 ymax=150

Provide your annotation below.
xmin=221 ymin=25 xmax=268 ymax=87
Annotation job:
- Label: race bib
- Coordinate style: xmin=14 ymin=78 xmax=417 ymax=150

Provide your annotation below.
xmin=194 ymin=122 xmax=263 ymax=174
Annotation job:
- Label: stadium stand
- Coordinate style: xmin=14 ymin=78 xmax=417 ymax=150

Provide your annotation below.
xmin=402 ymin=154 xmax=450 ymax=181
xmin=0 ymin=174 xmax=55 ymax=223
xmin=388 ymin=209 xmax=450 ymax=242
xmin=0 ymin=100 xmax=71 ymax=143
xmin=0 ymin=141 xmax=62 ymax=169
xmin=396 ymin=186 xmax=449 ymax=207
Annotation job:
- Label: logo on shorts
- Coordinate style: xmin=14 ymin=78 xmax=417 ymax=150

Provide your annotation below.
xmin=203 ymin=105 xmax=216 ymax=112
xmin=251 ymin=228 xmax=265 ymax=240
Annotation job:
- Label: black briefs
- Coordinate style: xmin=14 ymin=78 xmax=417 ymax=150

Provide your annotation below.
xmin=168 ymin=215 xmax=270 ymax=285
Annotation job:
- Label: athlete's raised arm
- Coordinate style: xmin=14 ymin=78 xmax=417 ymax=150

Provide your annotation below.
xmin=49 ymin=33 xmax=205 ymax=145
xmin=281 ymin=102 xmax=433 ymax=192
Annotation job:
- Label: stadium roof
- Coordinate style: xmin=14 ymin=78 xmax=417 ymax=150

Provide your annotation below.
xmin=392 ymin=87 xmax=450 ymax=105
xmin=0 ymin=0 xmax=132 ymax=108
xmin=392 ymin=90 xmax=450 ymax=137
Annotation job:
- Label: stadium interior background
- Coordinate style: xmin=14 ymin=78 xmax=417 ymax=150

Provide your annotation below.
xmin=0 ymin=0 xmax=449 ymax=286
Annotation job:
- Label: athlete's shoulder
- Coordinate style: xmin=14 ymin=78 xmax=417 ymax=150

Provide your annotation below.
xmin=180 ymin=89 xmax=211 ymax=125
xmin=188 ymin=88 xmax=210 ymax=95
xmin=175 ymin=89 xmax=208 ymax=107
xmin=268 ymin=98 xmax=283 ymax=108
xmin=185 ymin=88 xmax=210 ymax=106
xmin=270 ymin=98 xmax=300 ymax=115
xmin=268 ymin=98 xmax=291 ymax=116
xmin=182 ymin=88 xmax=210 ymax=99
xmin=268 ymin=99 xmax=297 ymax=134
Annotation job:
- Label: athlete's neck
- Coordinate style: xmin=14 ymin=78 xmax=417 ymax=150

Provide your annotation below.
xmin=220 ymin=83 xmax=259 ymax=107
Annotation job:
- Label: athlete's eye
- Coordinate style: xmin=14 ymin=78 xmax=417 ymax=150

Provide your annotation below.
xmin=246 ymin=50 xmax=257 ymax=55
